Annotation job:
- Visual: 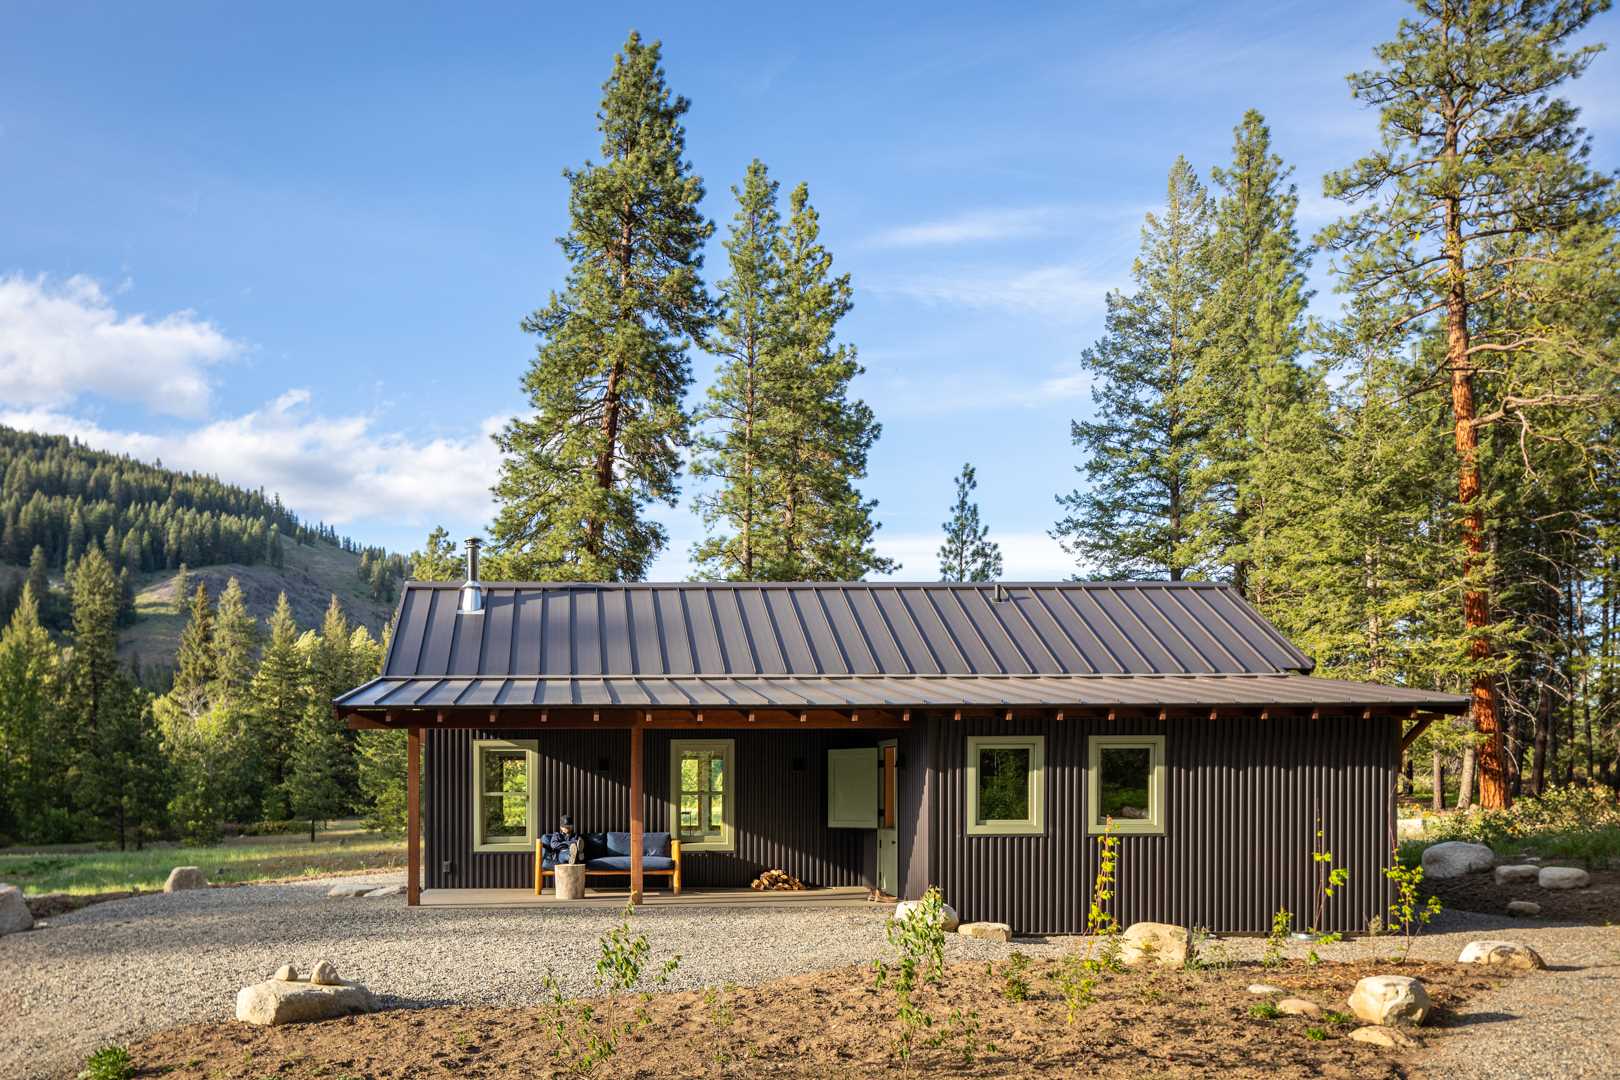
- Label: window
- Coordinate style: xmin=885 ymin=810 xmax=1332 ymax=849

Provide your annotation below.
xmin=1087 ymin=735 xmax=1166 ymax=835
xmin=472 ymin=739 xmax=537 ymax=852
xmin=671 ymin=739 xmax=735 ymax=852
xmin=965 ymin=735 xmax=1045 ymax=835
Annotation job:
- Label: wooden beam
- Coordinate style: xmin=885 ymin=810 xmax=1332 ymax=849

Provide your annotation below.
xmin=902 ymin=709 xmax=911 ymax=724
xmin=1400 ymin=713 xmax=1439 ymax=753
xmin=435 ymin=709 xmax=445 ymax=725
xmin=629 ymin=718 xmax=644 ymax=905
xmin=1054 ymin=710 xmax=1064 ymax=723
xmin=406 ymin=727 xmax=421 ymax=907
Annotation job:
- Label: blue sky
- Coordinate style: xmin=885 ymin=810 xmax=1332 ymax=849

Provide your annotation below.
xmin=3 ymin=1 xmax=1615 ymax=579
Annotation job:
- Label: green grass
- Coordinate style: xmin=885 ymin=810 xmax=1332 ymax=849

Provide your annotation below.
xmin=0 ymin=824 xmax=405 ymax=895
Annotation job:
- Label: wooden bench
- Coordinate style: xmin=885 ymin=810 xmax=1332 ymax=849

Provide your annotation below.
xmin=534 ymin=837 xmax=682 ymax=896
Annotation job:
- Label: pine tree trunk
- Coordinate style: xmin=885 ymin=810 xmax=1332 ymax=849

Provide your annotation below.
xmin=1456 ymin=746 xmax=1476 ymax=810
xmin=1533 ymin=679 xmax=1551 ymax=796
xmin=1444 ymin=114 xmax=1509 ymax=810
xmin=1431 ymin=753 xmax=1445 ymax=812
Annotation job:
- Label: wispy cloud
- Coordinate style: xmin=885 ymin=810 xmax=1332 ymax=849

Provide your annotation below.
xmin=869 ymin=362 xmax=1093 ymax=418
xmin=868 ymin=207 xmax=1063 ymax=249
xmin=2 ymin=396 xmax=504 ymax=529
xmin=870 ymin=530 xmax=1074 ymax=581
xmin=871 ymin=262 xmax=1113 ymax=319
xmin=0 ymin=273 xmax=240 ymax=417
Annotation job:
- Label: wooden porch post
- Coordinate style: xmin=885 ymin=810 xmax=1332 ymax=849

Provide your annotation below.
xmin=630 ymin=718 xmax=645 ymax=904
xmin=407 ymin=726 xmax=421 ymax=907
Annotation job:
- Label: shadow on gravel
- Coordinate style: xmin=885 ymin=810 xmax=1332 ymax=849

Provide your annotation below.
xmin=1433 ymin=1009 xmax=1520 ymax=1028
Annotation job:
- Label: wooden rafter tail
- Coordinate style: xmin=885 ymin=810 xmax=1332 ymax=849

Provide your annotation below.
xmin=799 ymin=711 xmax=808 ymax=724
xmin=1400 ymin=712 xmax=1439 ymax=753
xmin=901 ymin=708 xmax=911 ymax=724
xmin=435 ymin=709 xmax=446 ymax=725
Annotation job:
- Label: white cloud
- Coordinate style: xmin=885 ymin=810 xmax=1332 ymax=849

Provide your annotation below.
xmin=872 ymin=263 xmax=1113 ymax=319
xmin=1 ymin=397 xmax=504 ymax=529
xmin=870 ymin=362 xmax=1093 ymax=418
xmin=868 ymin=207 xmax=1062 ymax=248
xmin=870 ymin=530 xmax=1074 ymax=581
xmin=0 ymin=274 xmax=240 ymax=417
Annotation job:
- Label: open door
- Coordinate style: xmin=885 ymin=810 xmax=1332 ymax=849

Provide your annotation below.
xmin=877 ymin=740 xmax=898 ymax=897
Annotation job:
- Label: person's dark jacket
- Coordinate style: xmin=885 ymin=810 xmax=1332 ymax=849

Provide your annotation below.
xmin=539 ymin=829 xmax=582 ymax=867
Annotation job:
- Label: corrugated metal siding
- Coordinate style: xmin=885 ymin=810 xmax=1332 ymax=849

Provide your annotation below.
xmin=425 ymin=728 xmax=878 ymax=891
xmin=928 ymin=713 xmax=1396 ymax=934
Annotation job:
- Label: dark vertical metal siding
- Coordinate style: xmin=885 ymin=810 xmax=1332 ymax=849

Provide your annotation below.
xmin=426 ymin=728 xmax=878 ymax=890
xmin=928 ymin=714 xmax=1396 ymax=934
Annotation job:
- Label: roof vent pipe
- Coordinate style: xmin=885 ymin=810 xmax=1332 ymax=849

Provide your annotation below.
xmin=459 ymin=537 xmax=483 ymax=615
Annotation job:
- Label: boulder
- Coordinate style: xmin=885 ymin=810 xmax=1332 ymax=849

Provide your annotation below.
xmin=164 ymin=866 xmax=208 ymax=892
xmin=326 ymin=884 xmax=373 ymax=898
xmin=894 ymin=899 xmax=960 ymax=932
xmin=1349 ymin=1026 xmax=1415 ymax=1049
xmin=273 ymin=964 xmax=298 ymax=982
xmin=1457 ymin=940 xmax=1545 ymax=971
xmin=1246 ymin=983 xmax=1286 ymax=995
xmin=362 ymin=885 xmax=405 ymax=899
xmin=0 ymin=883 xmax=34 ymax=936
xmin=1506 ymin=900 xmax=1542 ymax=918
xmin=1277 ymin=997 xmax=1321 ymax=1017
xmin=310 ymin=959 xmax=341 ymax=986
xmin=1348 ymin=975 xmax=1430 ymax=1027
xmin=236 ymin=976 xmax=378 ymax=1026
xmin=1538 ymin=866 xmax=1591 ymax=890
xmin=957 ymin=922 xmax=1012 ymax=942
xmin=1493 ymin=864 xmax=1539 ymax=885
xmin=1119 ymin=922 xmax=1189 ymax=968
xmin=1420 ymin=842 xmax=1494 ymax=880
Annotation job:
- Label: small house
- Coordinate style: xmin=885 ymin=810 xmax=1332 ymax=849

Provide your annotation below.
xmin=334 ymin=543 xmax=1464 ymax=933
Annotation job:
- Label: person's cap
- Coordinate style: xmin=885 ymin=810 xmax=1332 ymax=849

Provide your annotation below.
xmin=560 ymin=814 xmax=574 ymax=827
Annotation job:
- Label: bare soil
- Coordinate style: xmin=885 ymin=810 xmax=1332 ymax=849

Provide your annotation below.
xmin=1425 ymin=866 xmax=1620 ymax=923
xmin=117 ymin=957 xmax=1508 ymax=1079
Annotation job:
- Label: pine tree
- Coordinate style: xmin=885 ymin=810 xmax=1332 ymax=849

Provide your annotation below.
xmin=286 ymin=596 xmax=356 ymax=837
xmin=1319 ymin=0 xmax=1616 ymax=808
xmin=938 ymin=464 xmax=1004 ymax=582
xmin=248 ymin=593 xmax=307 ymax=820
xmin=211 ymin=576 xmax=259 ymax=704
xmin=757 ymin=183 xmax=894 ymax=580
xmin=692 ymin=159 xmax=784 ymax=579
xmin=492 ymin=32 xmax=713 ymax=581
xmin=0 ymin=584 xmax=60 ymax=841
xmin=1194 ymin=111 xmax=1313 ymax=599
xmin=1054 ymin=157 xmax=1215 ymax=579
xmin=408 ymin=526 xmax=466 ymax=581
xmin=173 ymin=580 xmax=214 ymax=698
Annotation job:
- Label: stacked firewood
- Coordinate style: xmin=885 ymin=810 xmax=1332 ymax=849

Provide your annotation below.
xmin=750 ymin=868 xmax=807 ymax=891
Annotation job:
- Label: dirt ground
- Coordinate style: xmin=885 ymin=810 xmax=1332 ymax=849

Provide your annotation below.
xmin=1425 ymin=866 xmax=1620 ymax=922
xmin=118 ymin=957 xmax=1508 ymax=1079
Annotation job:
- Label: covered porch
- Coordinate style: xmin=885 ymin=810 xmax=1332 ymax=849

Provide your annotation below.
xmin=418 ymin=884 xmax=875 ymax=909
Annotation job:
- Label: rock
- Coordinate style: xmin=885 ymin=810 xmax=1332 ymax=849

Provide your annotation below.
xmin=164 ymin=866 xmax=208 ymax=892
xmin=1506 ymin=900 xmax=1542 ymax=917
xmin=0 ymin=883 xmax=34 ymax=936
xmin=1277 ymin=997 xmax=1321 ymax=1017
xmin=1348 ymin=975 xmax=1430 ymax=1027
xmin=310 ymin=959 xmax=341 ymax=985
xmin=326 ymin=884 xmax=372 ymax=898
xmin=1538 ymin=866 xmax=1591 ymax=890
xmin=273 ymin=964 xmax=298 ymax=982
xmin=362 ymin=885 xmax=405 ymax=899
xmin=894 ymin=899 xmax=960 ymax=932
xmin=1493 ymin=864 xmax=1540 ymax=885
xmin=1119 ymin=922 xmax=1189 ymax=967
xmin=1420 ymin=841 xmax=1494 ymax=880
xmin=957 ymin=921 xmax=1012 ymax=942
xmin=1457 ymin=940 xmax=1545 ymax=970
xmin=1247 ymin=983 xmax=1286 ymax=995
xmin=1349 ymin=1025 xmax=1415 ymax=1049
xmin=235 ymin=976 xmax=378 ymax=1026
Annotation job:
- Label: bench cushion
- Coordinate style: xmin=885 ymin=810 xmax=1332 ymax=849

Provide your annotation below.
xmin=585 ymin=856 xmax=677 ymax=872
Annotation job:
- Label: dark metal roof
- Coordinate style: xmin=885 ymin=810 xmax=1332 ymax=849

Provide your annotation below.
xmin=335 ymin=582 xmax=1467 ymax=713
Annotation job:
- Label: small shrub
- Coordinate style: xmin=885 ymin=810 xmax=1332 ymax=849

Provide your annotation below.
xmin=1322 ymin=1010 xmax=1356 ymax=1026
xmin=1262 ymin=908 xmax=1292 ymax=967
xmin=999 ymin=951 xmax=1031 ymax=1003
xmin=1407 ymin=785 xmax=1620 ymax=863
xmin=1185 ymin=925 xmax=1232 ymax=970
xmin=1383 ymin=852 xmax=1443 ymax=962
xmin=78 ymin=1046 xmax=134 ymax=1080
xmin=872 ymin=885 xmax=949 ymax=1064
xmin=1248 ymin=1000 xmax=1282 ymax=1020
xmin=926 ymin=1007 xmax=992 ymax=1065
xmin=1056 ymin=818 xmax=1122 ymax=1021
xmin=1305 ymin=1026 xmax=1328 ymax=1041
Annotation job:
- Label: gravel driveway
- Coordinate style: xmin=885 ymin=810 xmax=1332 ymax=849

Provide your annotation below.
xmin=3 ymin=876 xmax=1616 ymax=1080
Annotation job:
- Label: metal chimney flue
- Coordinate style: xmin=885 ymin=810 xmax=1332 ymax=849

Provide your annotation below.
xmin=459 ymin=537 xmax=484 ymax=615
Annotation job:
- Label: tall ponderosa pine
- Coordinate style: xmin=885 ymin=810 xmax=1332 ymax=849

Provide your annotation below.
xmin=248 ymin=592 xmax=306 ymax=820
xmin=173 ymin=579 xmax=214 ymax=699
xmin=692 ymin=159 xmax=783 ymax=579
xmin=0 ymin=584 xmax=60 ymax=841
xmin=758 ymin=184 xmax=894 ymax=580
xmin=493 ymin=32 xmax=713 ymax=581
xmin=211 ymin=576 xmax=259 ymax=703
xmin=287 ymin=596 xmax=356 ymax=839
xmin=938 ymin=464 xmax=1004 ymax=582
xmin=1195 ymin=111 xmax=1314 ymax=600
xmin=1320 ymin=0 xmax=1615 ymax=807
xmin=1055 ymin=157 xmax=1215 ymax=579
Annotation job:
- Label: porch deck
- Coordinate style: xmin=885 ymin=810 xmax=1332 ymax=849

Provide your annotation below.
xmin=418 ymin=885 xmax=877 ymax=909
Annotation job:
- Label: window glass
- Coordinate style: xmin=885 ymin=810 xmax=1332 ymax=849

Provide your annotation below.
xmin=1098 ymin=746 xmax=1152 ymax=821
xmin=977 ymin=746 xmax=1032 ymax=822
xmin=473 ymin=742 xmax=535 ymax=850
xmin=671 ymin=740 xmax=734 ymax=851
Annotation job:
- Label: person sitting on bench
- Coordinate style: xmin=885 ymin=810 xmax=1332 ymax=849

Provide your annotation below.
xmin=538 ymin=814 xmax=583 ymax=867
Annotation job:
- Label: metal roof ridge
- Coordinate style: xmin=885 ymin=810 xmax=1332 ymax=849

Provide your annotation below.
xmin=398 ymin=580 xmax=1240 ymax=590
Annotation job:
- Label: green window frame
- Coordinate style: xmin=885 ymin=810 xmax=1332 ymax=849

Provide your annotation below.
xmin=671 ymin=739 xmax=735 ymax=852
xmin=1087 ymin=735 xmax=1167 ymax=835
xmin=471 ymin=739 xmax=538 ymax=852
xmin=965 ymin=735 xmax=1045 ymax=836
